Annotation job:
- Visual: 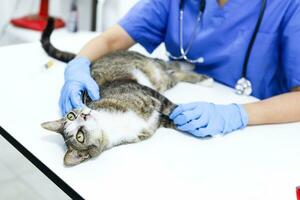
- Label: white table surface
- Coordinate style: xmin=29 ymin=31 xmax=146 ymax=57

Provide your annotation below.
xmin=0 ymin=32 xmax=300 ymax=200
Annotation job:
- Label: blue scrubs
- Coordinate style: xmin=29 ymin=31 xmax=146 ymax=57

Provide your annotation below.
xmin=119 ymin=0 xmax=300 ymax=99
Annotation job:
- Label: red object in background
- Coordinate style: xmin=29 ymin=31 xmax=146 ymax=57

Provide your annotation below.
xmin=10 ymin=0 xmax=65 ymax=31
xmin=297 ymin=186 xmax=300 ymax=200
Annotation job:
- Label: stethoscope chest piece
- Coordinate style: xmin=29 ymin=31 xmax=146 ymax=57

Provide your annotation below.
xmin=235 ymin=77 xmax=252 ymax=96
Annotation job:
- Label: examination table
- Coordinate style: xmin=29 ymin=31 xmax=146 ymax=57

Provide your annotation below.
xmin=0 ymin=32 xmax=300 ymax=200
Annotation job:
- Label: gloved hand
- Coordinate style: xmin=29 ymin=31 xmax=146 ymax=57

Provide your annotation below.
xmin=169 ymin=102 xmax=248 ymax=137
xmin=59 ymin=56 xmax=100 ymax=116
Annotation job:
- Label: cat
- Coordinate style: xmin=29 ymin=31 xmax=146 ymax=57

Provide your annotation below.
xmin=41 ymin=18 xmax=213 ymax=166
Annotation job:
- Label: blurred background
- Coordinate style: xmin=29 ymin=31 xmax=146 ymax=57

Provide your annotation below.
xmin=0 ymin=0 xmax=139 ymax=46
xmin=0 ymin=0 xmax=138 ymax=199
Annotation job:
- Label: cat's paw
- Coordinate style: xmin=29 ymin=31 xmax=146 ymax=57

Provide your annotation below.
xmin=138 ymin=130 xmax=152 ymax=141
xmin=197 ymin=77 xmax=214 ymax=87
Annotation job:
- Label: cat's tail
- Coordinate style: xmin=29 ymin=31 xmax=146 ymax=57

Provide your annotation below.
xmin=41 ymin=17 xmax=76 ymax=62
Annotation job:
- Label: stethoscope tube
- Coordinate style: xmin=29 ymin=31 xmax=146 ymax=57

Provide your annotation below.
xmin=235 ymin=0 xmax=267 ymax=96
xmin=242 ymin=0 xmax=267 ymax=78
xmin=180 ymin=0 xmax=206 ymax=12
xmin=167 ymin=0 xmax=206 ymax=63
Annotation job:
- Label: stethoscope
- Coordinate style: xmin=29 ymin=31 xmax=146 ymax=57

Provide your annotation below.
xmin=166 ymin=0 xmax=267 ymax=96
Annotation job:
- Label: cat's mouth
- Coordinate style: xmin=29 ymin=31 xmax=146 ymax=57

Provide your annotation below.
xmin=80 ymin=109 xmax=93 ymax=121
xmin=81 ymin=113 xmax=90 ymax=121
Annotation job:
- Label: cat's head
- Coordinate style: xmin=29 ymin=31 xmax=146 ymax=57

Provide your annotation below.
xmin=41 ymin=108 xmax=105 ymax=166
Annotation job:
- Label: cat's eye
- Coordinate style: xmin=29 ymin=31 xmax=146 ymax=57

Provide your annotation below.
xmin=66 ymin=112 xmax=77 ymax=121
xmin=76 ymin=130 xmax=85 ymax=143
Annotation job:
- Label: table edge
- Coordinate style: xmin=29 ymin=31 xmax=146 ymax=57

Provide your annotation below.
xmin=0 ymin=126 xmax=84 ymax=200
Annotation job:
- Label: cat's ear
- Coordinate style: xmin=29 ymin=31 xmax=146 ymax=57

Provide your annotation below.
xmin=88 ymin=146 xmax=102 ymax=157
xmin=41 ymin=119 xmax=64 ymax=134
xmin=64 ymin=148 xmax=90 ymax=166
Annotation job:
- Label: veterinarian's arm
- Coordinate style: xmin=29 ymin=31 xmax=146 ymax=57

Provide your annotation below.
xmin=170 ymin=88 xmax=300 ymax=138
xmin=78 ymin=25 xmax=136 ymax=62
xmin=244 ymin=88 xmax=300 ymax=125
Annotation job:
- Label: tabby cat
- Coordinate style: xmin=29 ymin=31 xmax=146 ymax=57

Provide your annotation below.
xmin=41 ymin=18 xmax=212 ymax=166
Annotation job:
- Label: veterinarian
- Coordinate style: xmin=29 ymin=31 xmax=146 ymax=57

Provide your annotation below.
xmin=60 ymin=0 xmax=300 ymax=137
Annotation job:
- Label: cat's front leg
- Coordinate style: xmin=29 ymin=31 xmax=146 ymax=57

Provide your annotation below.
xmin=137 ymin=129 xmax=154 ymax=141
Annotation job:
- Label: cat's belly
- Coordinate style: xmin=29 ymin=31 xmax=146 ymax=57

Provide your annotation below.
xmin=131 ymin=68 xmax=155 ymax=89
xmin=92 ymin=109 xmax=160 ymax=148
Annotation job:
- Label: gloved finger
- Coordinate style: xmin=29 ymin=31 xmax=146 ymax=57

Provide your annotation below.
xmin=177 ymin=120 xmax=198 ymax=132
xmin=173 ymin=108 xmax=203 ymax=125
xmin=191 ymin=127 xmax=217 ymax=138
xmin=85 ymin=79 xmax=100 ymax=101
xmin=70 ymin=90 xmax=84 ymax=109
xmin=59 ymin=84 xmax=69 ymax=116
xmin=193 ymin=113 xmax=209 ymax=128
xmin=169 ymin=102 xmax=200 ymax=120
xmin=63 ymin=97 xmax=73 ymax=116
xmin=59 ymin=93 xmax=65 ymax=116
xmin=177 ymin=114 xmax=209 ymax=131
xmin=173 ymin=114 xmax=190 ymax=126
xmin=189 ymin=129 xmax=208 ymax=138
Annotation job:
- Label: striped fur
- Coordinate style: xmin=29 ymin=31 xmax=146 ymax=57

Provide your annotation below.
xmin=40 ymin=18 xmax=212 ymax=166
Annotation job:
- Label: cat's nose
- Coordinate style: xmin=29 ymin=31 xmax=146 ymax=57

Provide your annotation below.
xmin=81 ymin=113 xmax=88 ymax=121
xmin=80 ymin=108 xmax=92 ymax=121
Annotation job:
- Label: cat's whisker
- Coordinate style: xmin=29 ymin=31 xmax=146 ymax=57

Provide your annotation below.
xmin=64 ymin=135 xmax=73 ymax=143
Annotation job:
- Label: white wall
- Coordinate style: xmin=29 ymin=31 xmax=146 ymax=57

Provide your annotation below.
xmin=0 ymin=0 xmax=39 ymax=32
xmin=97 ymin=0 xmax=139 ymax=31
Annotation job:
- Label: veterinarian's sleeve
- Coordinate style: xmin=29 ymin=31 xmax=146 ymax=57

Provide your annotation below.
xmin=119 ymin=0 xmax=170 ymax=53
xmin=281 ymin=1 xmax=300 ymax=90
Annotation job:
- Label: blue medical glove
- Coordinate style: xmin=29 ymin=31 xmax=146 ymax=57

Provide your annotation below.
xmin=59 ymin=56 xmax=100 ymax=116
xmin=169 ymin=102 xmax=248 ymax=137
